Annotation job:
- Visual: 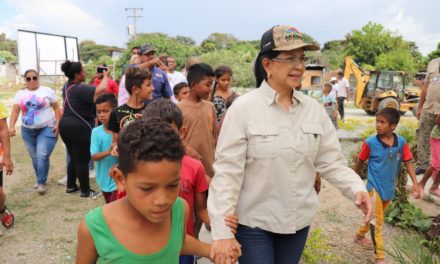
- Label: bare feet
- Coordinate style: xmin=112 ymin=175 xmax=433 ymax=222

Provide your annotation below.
xmin=429 ymin=188 xmax=440 ymax=198
xmin=355 ymin=235 xmax=373 ymax=249
xmin=375 ymin=258 xmax=386 ymax=264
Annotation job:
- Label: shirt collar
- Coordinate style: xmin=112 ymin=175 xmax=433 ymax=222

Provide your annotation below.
xmin=376 ymin=133 xmax=399 ymax=148
xmin=260 ymin=80 xmax=304 ymax=106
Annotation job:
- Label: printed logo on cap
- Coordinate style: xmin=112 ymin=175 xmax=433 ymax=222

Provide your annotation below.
xmin=285 ymin=27 xmax=302 ymax=41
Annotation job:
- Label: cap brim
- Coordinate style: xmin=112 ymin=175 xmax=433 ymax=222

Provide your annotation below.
xmin=273 ymin=43 xmax=320 ymax=52
xmin=141 ymin=49 xmax=156 ymax=54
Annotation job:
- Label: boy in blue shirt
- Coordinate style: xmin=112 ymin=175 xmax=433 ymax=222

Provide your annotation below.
xmin=354 ymin=107 xmax=421 ymax=264
xmin=90 ymin=94 xmax=118 ymax=203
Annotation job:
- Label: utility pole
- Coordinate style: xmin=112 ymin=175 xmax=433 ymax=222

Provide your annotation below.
xmin=125 ymin=8 xmax=143 ymax=39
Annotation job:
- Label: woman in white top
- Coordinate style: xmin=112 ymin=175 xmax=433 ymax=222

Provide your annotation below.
xmin=9 ymin=69 xmax=61 ymax=194
xmin=208 ymin=25 xmax=373 ymax=264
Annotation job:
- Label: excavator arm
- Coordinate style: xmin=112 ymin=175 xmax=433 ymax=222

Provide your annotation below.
xmin=344 ymin=57 xmax=370 ymax=107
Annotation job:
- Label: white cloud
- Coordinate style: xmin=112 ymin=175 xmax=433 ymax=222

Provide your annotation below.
xmin=1 ymin=0 xmax=114 ymax=44
xmin=383 ymin=3 xmax=440 ymax=55
xmin=0 ymin=13 xmax=37 ymax=37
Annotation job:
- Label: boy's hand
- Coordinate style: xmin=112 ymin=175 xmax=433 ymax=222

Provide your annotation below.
xmin=224 ymin=212 xmax=238 ymax=234
xmin=110 ymin=144 xmax=118 ymax=157
xmin=412 ymin=185 xmax=422 ymax=199
xmin=228 ymin=244 xmax=241 ymax=263
xmin=108 ymin=164 xmax=118 ymax=179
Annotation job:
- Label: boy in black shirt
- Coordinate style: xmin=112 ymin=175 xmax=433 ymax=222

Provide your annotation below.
xmin=108 ymin=67 xmax=153 ymax=155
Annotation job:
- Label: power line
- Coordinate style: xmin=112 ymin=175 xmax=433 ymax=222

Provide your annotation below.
xmin=125 ymin=8 xmax=143 ymax=39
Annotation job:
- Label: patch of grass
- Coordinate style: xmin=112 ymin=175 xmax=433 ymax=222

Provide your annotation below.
xmin=324 ymin=209 xmax=344 ymax=224
xmin=338 ymin=118 xmax=363 ymax=131
xmin=358 ymin=126 xmax=376 ymax=140
xmin=386 ymin=233 xmax=440 ymax=264
xmin=302 ymin=228 xmax=344 ymax=264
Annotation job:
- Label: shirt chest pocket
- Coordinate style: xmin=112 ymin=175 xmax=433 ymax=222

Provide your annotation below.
xmin=298 ymin=124 xmax=323 ymax=159
xmin=247 ymin=126 xmax=279 ymax=159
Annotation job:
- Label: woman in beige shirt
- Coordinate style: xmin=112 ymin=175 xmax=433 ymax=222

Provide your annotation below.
xmin=208 ymin=25 xmax=373 ymax=264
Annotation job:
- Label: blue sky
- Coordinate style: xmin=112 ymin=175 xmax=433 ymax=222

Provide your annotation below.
xmin=0 ymin=0 xmax=439 ymax=55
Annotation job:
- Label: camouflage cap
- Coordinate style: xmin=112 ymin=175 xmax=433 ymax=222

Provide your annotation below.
xmin=139 ymin=43 xmax=156 ymax=55
xmin=260 ymin=25 xmax=320 ymax=53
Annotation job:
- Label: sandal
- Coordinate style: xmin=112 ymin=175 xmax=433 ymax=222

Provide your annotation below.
xmin=0 ymin=206 xmax=14 ymax=228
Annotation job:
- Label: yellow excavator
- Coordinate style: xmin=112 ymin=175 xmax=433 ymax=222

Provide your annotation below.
xmin=344 ymin=56 xmax=420 ymax=115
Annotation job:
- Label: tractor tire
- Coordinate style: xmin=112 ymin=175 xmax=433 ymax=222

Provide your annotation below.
xmin=365 ymin=110 xmax=375 ymax=116
xmin=378 ymin=98 xmax=399 ymax=112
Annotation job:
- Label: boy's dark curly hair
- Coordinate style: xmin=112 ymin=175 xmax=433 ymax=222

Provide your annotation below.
xmin=118 ymin=118 xmax=184 ymax=175
xmin=141 ymin=99 xmax=183 ymax=129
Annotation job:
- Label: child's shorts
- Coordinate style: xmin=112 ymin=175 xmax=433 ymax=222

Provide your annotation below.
xmin=430 ymin=137 xmax=440 ymax=172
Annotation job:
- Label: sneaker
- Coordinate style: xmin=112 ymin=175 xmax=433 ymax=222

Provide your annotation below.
xmin=57 ymin=176 xmax=68 ymax=186
xmin=37 ymin=184 xmax=46 ymax=195
xmin=80 ymin=190 xmax=101 ymax=199
xmin=66 ymin=186 xmax=80 ymax=194
xmin=415 ymin=167 xmax=426 ymax=175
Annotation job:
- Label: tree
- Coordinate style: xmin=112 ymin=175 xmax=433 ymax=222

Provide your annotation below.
xmin=345 ymin=22 xmax=403 ymax=67
xmin=427 ymin=42 xmax=440 ymax=63
xmin=205 ymin=33 xmax=238 ymax=49
xmin=321 ymin=40 xmax=345 ymax=70
xmin=375 ymin=48 xmax=416 ymax=74
xmin=175 ymin=35 xmax=196 ymax=46
xmin=116 ymin=33 xmax=194 ymax=77
xmin=0 ymin=33 xmax=17 ymax=55
xmin=79 ymin=40 xmax=112 ymax=63
xmin=0 ymin=50 xmax=17 ymax=63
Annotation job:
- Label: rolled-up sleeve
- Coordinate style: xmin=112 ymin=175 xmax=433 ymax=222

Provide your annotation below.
xmin=208 ymin=101 xmax=247 ymax=240
xmin=314 ymin=108 xmax=366 ymax=200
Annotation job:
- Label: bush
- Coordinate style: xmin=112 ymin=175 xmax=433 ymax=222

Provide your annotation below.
xmin=386 ymin=233 xmax=440 ymax=264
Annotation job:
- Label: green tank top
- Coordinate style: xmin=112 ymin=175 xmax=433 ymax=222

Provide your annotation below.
xmin=85 ymin=197 xmax=185 ymax=264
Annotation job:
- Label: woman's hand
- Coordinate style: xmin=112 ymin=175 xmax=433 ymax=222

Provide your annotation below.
xmin=355 ymin=191 xmax=372 ymax=225
xmin=9 ymin=127 xmax=16 ymax=137
xmin=1 ymin=156 xmax=13 ymax=175
xmin=52 ymin=125 xmax=59 ymax=137
xmin=210 ymin=238 xmax=241 ymax=264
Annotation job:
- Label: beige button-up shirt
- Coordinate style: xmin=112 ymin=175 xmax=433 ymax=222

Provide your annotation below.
xmin=208 ymin=80 xmax=366 ymax=240
xmin=424 ymin=58 xmax=440 ymax=114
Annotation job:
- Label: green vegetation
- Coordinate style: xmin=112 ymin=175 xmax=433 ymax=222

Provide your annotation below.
xmin=302 ymin=228 xmax=344 ymax=264
xmin=386 ymin=233 xmax=440 ymax=264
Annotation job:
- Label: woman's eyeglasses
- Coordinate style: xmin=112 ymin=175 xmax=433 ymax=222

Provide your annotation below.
xmin=270 ymin=56 xmax=308 ymax=65
xmin=26 ymin=76 xmax=38 ymax=82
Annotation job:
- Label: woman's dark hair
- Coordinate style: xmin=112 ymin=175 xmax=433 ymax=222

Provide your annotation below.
xmin=118 ymin=118 xmax=184 ymax=175
xmin=95 ymin=93 xmax=117 ymax=108
xmin=254 ymin=50 xmax=281 ymax=87
xmin=211 ymin=65 xmax=233 ymax=100
xmin=61 ymin=60 xmax=83 ymax=81
xmin=24 ymin=69 xmax=38 ymax=78
xmin=141 ymin=99 xmax=183 ymax=129
xmin=125 ymin=67 xmax=152 ymax=95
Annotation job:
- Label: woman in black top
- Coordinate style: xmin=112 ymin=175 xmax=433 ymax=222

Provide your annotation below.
xmin=59 ymin=61 xmax=108 ymax=198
